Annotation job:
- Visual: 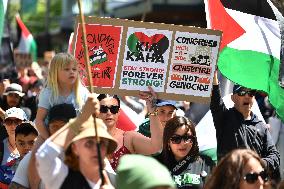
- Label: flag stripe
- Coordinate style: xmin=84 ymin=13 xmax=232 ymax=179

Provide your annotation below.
xmin=0 ymin=0 xmax=4 ymax=46
xmin=219 ymin=47 xmax=284 ymax=121
xmin=221 ymin=0 xmax=276 ymax=20
xmin=16 ymin=15 xmax=31 ymax=38
xmin=207 ymin=0 xmax=245 ymax=49
xmin=226 ymin=8 xmax=280 ymax=57
xmin=219 ymin=47 xmax=277 ymax=92
xmin=16 ymin=14 xmax=37 ymax=61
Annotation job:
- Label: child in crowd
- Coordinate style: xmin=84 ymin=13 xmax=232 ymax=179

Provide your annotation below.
xmin=10 ymin=103 xmax=77 ymax=189
xmin=0 ymin=122 xmax=38 ymax=188
xmin=35 ymin=52 xmax=89 ymax=139
xmin=15 ymin=122 xmax=38 ymax=158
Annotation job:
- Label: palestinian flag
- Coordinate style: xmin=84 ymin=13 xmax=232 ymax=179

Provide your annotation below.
xmin=205 ymin=0 xmax=284 ymax=121
xmin=15 ymin=14 xmax=37 ymax=61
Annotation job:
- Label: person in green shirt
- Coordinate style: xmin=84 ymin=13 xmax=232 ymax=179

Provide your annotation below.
xmin=138 ymin=99 xmax=177 ymax=137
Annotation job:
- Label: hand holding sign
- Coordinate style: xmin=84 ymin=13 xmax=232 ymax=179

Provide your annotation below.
xmin=99 ymin=170 xmax=115 ymax=189
xmin=139 ymin=86 xmax=158 ymax=114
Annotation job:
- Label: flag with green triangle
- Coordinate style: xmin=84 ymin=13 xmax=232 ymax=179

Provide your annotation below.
xmin=15 ymin=14 xmax=37 ymax=61
xmin=205 ymin=0 xmax=284 ymax=121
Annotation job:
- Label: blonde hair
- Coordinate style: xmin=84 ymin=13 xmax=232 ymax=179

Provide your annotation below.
xmin=47 ymin=53 xmax=84 ymax=109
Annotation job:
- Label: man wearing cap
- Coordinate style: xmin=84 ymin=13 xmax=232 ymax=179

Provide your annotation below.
xmin=138 ymin=99 xmax=177 ymax=137
xmin=210 ymin=71 xmax=279 ymax=175
xmin=1 ymin=107 xmax=27 ymax=165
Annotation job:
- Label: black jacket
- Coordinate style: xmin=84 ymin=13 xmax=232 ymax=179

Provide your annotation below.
xmin=60 ymin=168 xmax=116 ymax=189
xmin=210 ymin=85 xmax=280 ymax=171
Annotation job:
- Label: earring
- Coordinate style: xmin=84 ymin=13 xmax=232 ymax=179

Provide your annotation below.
xmin=168 ymin=145 xmax=171 ymax=151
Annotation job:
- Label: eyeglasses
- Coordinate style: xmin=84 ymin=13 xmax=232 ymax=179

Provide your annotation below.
xmin=100 ymin=105 xmax=120 ymax=114
xmin=237 ymin=90 xmax=256 ymax=97
xmin=243 ymin=170 xmax=269 ymax=184
xmin=4 ymin=119 xmax=22 ymax=126
xmin=170 ymin=134 xmax=195 ymax=144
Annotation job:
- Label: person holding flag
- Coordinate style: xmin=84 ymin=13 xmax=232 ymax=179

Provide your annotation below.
xmin=210 ymin=71 xmax=280 ymax=180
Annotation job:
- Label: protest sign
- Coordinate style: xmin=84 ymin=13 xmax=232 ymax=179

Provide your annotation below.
xmin=166 ymin=32 xmax=220 ymax=98
xmin=120 ymin=27 xmax=172 ymax=92
xmin=74 ymin=23 xmax=122 ymax=88
xmin=73 ymin=17 xmax=222 ymax=103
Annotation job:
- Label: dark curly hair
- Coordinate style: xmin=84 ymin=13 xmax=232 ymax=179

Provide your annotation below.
xmin=162 ymin=116 xmax=199 ymax=167
xmin=97 ymin=94 xmax=120 ymax=107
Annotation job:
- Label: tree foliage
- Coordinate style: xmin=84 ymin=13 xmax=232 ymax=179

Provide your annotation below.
xmin=8 ymin=0 xmax=62 ymax=35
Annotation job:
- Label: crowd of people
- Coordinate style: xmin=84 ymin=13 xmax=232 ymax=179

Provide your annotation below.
xmin=0 ymin=52 xmax=283 ymax=189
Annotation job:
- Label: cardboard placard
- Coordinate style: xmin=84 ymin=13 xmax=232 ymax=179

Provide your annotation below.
xmin=14 ymin=51 xmax=33 ymax=68
xmin=72 ymin=16 xmax=222 ymax=103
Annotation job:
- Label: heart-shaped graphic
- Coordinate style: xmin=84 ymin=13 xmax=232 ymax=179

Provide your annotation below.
xmin=127 ymin=32 xmax=169 ymax=55
xmin=134 ymin=32 xmax=165 ymax=46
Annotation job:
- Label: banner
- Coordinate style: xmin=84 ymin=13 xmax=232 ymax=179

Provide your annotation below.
xmin=73 ymin=17 xmax=222 ymax=103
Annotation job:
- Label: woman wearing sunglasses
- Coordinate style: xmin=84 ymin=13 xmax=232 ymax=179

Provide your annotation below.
xmin=204 ymin=149 xmax=271 ymax=189
xmin=156 ymin=116 xmax=214 ymax=189
xmin=97 ymin=87 xmax=163 ymax=171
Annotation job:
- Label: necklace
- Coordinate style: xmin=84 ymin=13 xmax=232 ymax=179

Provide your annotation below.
xmin=7 ymin=139 xmax=18 ymax=154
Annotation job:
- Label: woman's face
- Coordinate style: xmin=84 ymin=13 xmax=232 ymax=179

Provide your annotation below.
xmin=98 ymin=97 xmax=120 ymax=128
xmin=3 ymin=118 xmax=22 ymax=137
xmin=72 ymin=137 xmax=108 ymax=169
xmin=156 ymin=106 xmax=176 ymax=127
xmin=168 ymin=125 xmax=193 ymax=161
xmin=239 ymin=158 xmax=270 ymax=189
xmin=6 ymin=93 xmax=21 ymax=107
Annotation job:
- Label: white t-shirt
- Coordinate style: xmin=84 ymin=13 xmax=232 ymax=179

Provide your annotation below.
xmin=38 ymin=86 xmax=89 ymax=114
xmin=12 ymin=152 xmax=45 ymax=189
xmin=36 ymin=139 xmax=115 ymax=189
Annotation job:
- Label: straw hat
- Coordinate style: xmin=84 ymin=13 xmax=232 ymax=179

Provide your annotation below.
xmin=66 ymin=116 xmax=117 ymax=155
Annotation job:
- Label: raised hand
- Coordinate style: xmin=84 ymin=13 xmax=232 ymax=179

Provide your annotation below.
xmin=100 ymin=170 xmax=115 ymax=189
xmin=139 ymin=86 xmax=158 ymax=114
xmin=79 ymin=93 xmax=100 ymax=121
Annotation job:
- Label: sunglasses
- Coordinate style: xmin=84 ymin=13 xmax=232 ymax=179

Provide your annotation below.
xmin=170 ymin=134 xmax=195 ymax=144
xmin=237 ymin=90 xmax=256 ymax=97
xmin=100 ymin=105 xmax=120 ymax=114
xmin=4 ymin=118 xmax=22 ymax=126
xmin=243 ymin=170 xmax=269 ymax=184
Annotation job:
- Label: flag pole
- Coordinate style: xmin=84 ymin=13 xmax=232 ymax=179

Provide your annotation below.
xmin=76 ymin=0 xmax=105 ymax=185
